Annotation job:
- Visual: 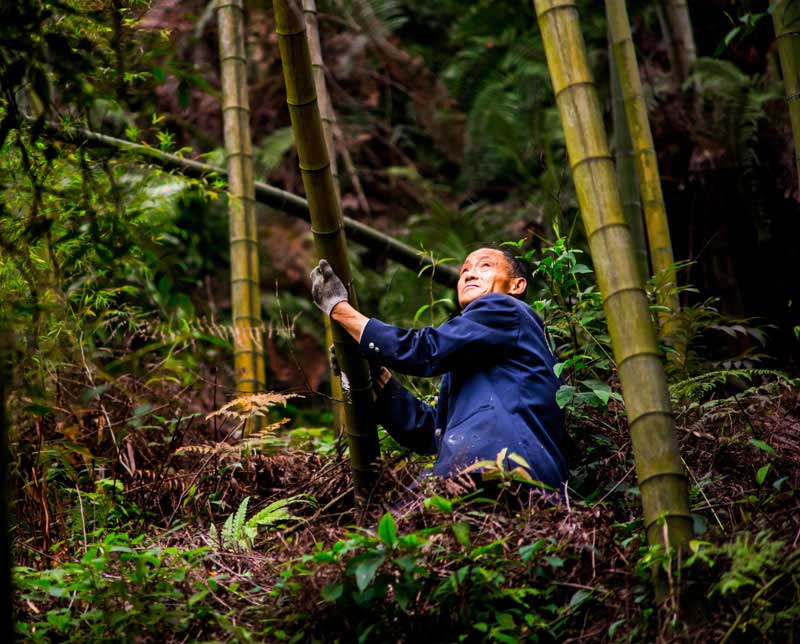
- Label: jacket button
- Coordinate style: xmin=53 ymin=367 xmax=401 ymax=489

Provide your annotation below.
xmin=374 ymin=346 xmax=380 ymax=352
xmin=368 ymin=342 xmax=375 ymax=349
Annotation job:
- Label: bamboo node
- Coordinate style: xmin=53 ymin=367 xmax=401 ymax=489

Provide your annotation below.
xmin=535 ymin=0 xmax=578 ymax=20
xmin=570 ymin=154 xmax=614 ymax=172
xmin=310 ymin=226 xmax=345 ymax=238
xmin=554 ymin=80 xmax=595 ymax=100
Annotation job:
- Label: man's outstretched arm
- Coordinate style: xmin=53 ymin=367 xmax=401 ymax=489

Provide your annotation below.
xmin=331 ymin=301 xmax=369 ymax=343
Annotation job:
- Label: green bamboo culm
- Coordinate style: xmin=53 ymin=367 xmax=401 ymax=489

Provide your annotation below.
xmin=533 ymin=0 xmax=692 ymax=553
xmin=303 ymin=0 xmax=344 ymax=437
xmin=657 ymin=0 xmax=696 ymax=84
xmin=217 ymin=0 xmax=267 ymax=431
xmin=273 ymin=0 xmax=379 ymax=498
xmin=609 ymin=28 xmax=648 ymax=282
xmin=771 ymin=0 xmax=800 ymax=182
xmin=606 ymin=0 xmax=680 ymax=328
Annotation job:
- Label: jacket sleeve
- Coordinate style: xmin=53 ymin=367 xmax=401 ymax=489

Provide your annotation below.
xmin=358 ymin=293 xmax=520 ymax=377
xmin=373 ymin=377 xmax=438 ymax=455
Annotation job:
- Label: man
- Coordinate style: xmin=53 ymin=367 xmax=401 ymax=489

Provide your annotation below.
xmin=310 ymin=248 xmax=569 ymax=490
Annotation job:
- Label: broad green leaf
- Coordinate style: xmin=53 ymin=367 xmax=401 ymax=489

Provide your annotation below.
xmin=543 ymin=555 xmax=564 ymax=568
xmin=321 ymin=583 xmax=343 ymax=601
xmin=555 ymin=385 xmax=575 ymax=409
xmin=377 ymin=512 xmax=397 ymax=547
xmin=568 ymin=589 xmax=592 ymax=609
xmin=353 ymin=554 xmax=385 ymax=592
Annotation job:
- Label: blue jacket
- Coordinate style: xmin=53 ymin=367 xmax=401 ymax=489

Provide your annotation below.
xmin=359 ymin=293 xmax=568 ymax=489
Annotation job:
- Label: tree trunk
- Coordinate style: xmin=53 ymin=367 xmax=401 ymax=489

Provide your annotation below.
xmin=771 ymin=0 xmax=800 ymax=183
xmin=609 ymin=28 xmax=649 ymax=282
xmin=533 ymin=0 xmax=692 ymax=555
xmin=273 ymin=0 xmax=379 ymax=499
xmin=40 ymin=124 xmax=460 ymax=287
xmin=216 ymin=0 xmax=266 ymax=432
xmin=657 ymin=0 xmax=696 ymax=84
xmin=606 ymin=0 xmax=680 ymax=329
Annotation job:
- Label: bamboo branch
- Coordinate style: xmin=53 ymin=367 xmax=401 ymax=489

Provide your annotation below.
xmin=40 ymin=123 xmax=459 ymax=287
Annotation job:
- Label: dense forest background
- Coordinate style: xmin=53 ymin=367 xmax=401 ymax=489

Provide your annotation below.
xmin=2 ymin=0 xmax=800 ymax=641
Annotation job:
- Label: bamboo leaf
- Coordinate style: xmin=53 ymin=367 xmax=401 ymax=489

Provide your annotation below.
xmin=452 ymin=522 xmax=471 ymax=547
xmin=424 ymin=495 xmax=452 ymax=513
xmin=749 ymin=439 xmax=776 ymax=456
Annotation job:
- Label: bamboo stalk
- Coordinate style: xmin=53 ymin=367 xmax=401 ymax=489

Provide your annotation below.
xmin=40 ymin=124 xmax=459 ymax=286
xmin=303 ymin=0 xmax=370 ymax=214
xmin=656 ymin=0 xmax=696 ymax=84
xmin=609 ymin=28 xmax=648 ymax=282
xmin=771 ymin=0 xmax=800 ymax=182
xmin=0 ymin=324 xmax=11 ymax=636
xmin=606 ymin=0 xmax=680 ymax=326
xmin=217 ymin=0 xmax=266 ymax=428
xmin=533 ymin=0 xmax=692 ymax=551
xmin=273 ymin=0 xmax=379 ymax=497
xmin=303 ymin=0 xmax=344 ymax=435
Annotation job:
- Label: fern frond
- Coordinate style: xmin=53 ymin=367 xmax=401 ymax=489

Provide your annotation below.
xmin=174 ymin=444 xmax=218 ymax=456
xmin=670 ymin=368 xmax=786 ymax=404
xmin=246 ymin=494 xmax=316 ymax=530
xmin=206 ymin=392 xmax=301 ymax=422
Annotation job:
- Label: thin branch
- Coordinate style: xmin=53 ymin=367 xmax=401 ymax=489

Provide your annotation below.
xmin=40 ymin=123 xmax=460 ymax=287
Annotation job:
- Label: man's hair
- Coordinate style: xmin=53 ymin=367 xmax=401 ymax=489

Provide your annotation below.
xmin=496 ymin=247 xmax=531 ymax=301
xmin=455 ymin=245 xmax=532 ymax=305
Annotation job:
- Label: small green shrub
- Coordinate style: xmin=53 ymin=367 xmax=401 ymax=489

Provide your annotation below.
xmin=15 ymin=532 xmax=218 ymax=643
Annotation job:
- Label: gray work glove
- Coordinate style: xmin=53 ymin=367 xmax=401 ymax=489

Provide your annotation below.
xmin=310 ymin=259 xmax=349 ymax=316
xmin=328 ymin=344 xmax=388 ymax=391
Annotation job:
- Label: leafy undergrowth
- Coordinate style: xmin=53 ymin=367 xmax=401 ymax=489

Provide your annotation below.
xmin=12 ymin=377 xmax=800 ymax=642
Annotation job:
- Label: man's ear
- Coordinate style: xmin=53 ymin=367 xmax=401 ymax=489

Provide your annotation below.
xmin=508 ymin=277 xmax=526 ymax=296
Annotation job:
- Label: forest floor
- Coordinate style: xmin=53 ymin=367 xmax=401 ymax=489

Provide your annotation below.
xmin=12 ymin=371 xmax=800 ymax=642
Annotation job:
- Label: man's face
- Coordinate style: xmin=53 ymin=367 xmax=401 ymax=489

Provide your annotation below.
xmin=456 ymin=248 xmax=526 ymax=308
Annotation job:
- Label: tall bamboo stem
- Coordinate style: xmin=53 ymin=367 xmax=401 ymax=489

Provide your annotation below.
xmin=303 ymin=0 xmax=344 ymax=435
xmin=533 ymin=0 xmax=692 ymax=551
xmin=273 ymin=0 xmax=379 ymax=498
xmin=217 ymin=0 xmax=266 ymax=430
xmin=606 ymin=0 xmax=680 ymax=325
xmin=609 ymin=29 xmax=648 ymax=282
xmin=40 ymin=124 xmax=460 ymax=286
xmin=771 ymin=0 xmax=800 ymax=182
xmin=657 ymin=0 xmax=696 ymax=84
xmin=0 ymin=325 xmax=11 ymax=638
xmin=303 ymin=0 xmax=370 ymax=214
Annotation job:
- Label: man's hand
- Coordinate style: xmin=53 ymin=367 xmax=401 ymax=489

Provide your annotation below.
xmin=329 ymin=344 xmax=391 ymax=391
xmin=310 ymin=259 xmax=349 ymax=315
